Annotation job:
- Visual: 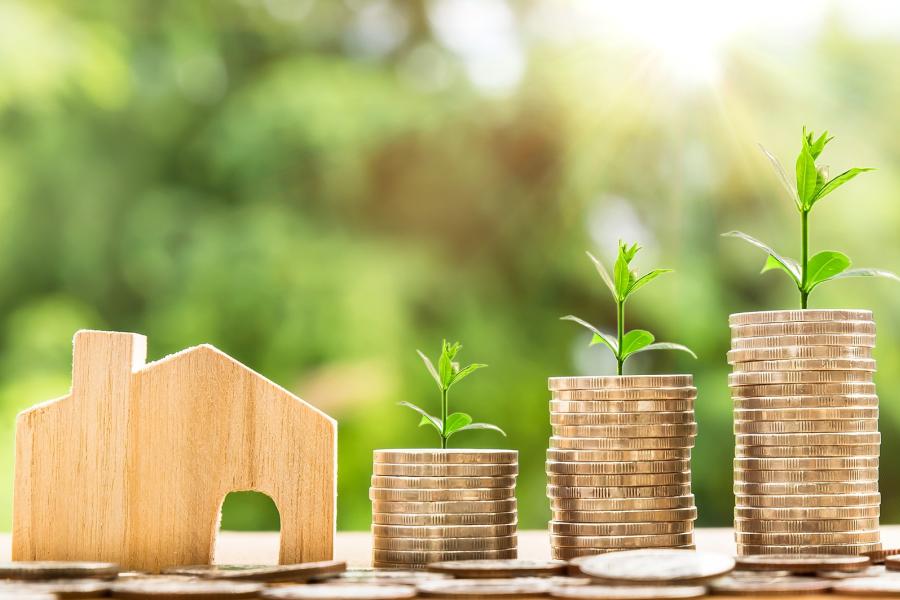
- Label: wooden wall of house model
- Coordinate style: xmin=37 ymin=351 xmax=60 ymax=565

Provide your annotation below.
xmin=12 ymin=330 xmax=336 ymax=572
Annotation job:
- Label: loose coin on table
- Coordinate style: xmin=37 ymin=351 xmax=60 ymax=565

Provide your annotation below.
xmin=832 ymin=577 xmax=900 ymax=597
xmin=314 ymin=569 xmax=450 ymax=585
xmin=427 ymin=559 xmax=567 ymax=578
xmin=576 ymin=549 xmax=735 ymax=584
xmin=262 ymin=584 xmax=418 ymax=599
xmin=0 ymin=579 xmax=112 ymax=599
xmin=162 ymin=561 xmax=346 ymax=582
xmin=709 ymin=575 xmax=832 ymax=596
xmin=416 ymin=578 xmax=552 ymax=597
xmin=734 ymin=553 xmax=871 ymax=573
xmin=549 ymin=585 xmax=707 ymax=599
xmin=111 ymin=579 xmax=264 ymax=599
xmin=0 ymin=561 xmax=120 ymax=580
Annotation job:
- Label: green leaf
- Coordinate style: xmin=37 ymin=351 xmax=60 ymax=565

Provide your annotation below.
xmin=627 ymin=269 xmax=672 ymax=298
xmin=805 ymin=250 xmax=851 ymax=291
xmin=613 ymin=242 xmax=636 ymax=301
xmin=586 ymin=251 xmax=616 ymax=298
xmin=761 ymin=255 xmax=803 ymax=283
xmin=452 ymin=422 xmax=507 ymax=438
xmin=629 ymin=342 xmax=698 ymax=359
xmin=398 ymin=401 xmax=442 ymax=433
xmin=808 ymin=130 xmax=832 ymax=159
xmin=561 ymin=315 xmax=619 ymax=353
xmin=444 ymin=412 xmax=473 ymax=436
xmin=811 ymin=168 xmax=873 ymax=206
xmin=759 ymin=144 xmax=799 ymax=209
xmin=438 ymin=340 xmax=459 ymax=389
xmin=619 ymin=329 xmax=655 ymax=359
xmin=722 ymin=231 xmax=801 ymax=284
xmin=795 ymin=136 xmax=819 ymax=209
xmin=831 ymin=268 xmax=900 ymax=283
xmin=416 ymin=350 xmax=441 ymax=389
xmin=450 ymin=363 xmax=487 ymax=387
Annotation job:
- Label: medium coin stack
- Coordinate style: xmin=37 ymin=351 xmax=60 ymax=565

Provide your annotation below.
xmin=729 ymin=309 xmax=882 ymax=556
xmin=546 ymin=375 xmax=698 ymax=560
xmin=370 ymin=449 xmax=518 ymax=569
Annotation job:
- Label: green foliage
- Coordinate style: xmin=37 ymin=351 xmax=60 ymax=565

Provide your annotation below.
xmin=400 ymin=341 xmax=504 ymax=449
xmin=563 ymin=243 xmax=696 ymax=375
xmin=725 ymin=127 xmax=898 ymax=308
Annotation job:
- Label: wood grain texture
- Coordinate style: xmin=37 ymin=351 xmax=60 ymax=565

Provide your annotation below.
xmin=12 ymin=330 xmax=336 ymax=572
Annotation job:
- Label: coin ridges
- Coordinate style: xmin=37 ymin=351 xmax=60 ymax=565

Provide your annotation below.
xmin=552 ymin=423 xmax=698 ymax=438
xmin=368 ymin=487 xmax=515 ymax=502
xmin=373 ymin=449 xmax=517 ymax=464
xmin=733 ymin=419 xmax=877 ymax=434
xmin=546 ymin=459 xmax=690 ymax=475
xmin=730 ymin=334 xmax=876 ymax=349
xmin=551 ymin=399 xmax=695 ymax=413
xmin=371 ymin=535 xmax=517 ymax=551
xmin=549 ymin=375 xmax=693 ymax=390
xmin=729 ymin=309 xmax=873 ymax=325
xmin=731 ymin=321 xmax=876 ymax=337
xmin=548 ymin=472 xmax=691 ymax=487
xmin=551 ymin=412 xmax=695 ymax=425
xmin=370 ymin=475 xmax=517 ymax=489
xmin=728 ymin=346 xmax=873 ymax=362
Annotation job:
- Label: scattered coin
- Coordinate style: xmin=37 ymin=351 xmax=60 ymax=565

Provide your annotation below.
xmin=550 ymin=400 xmax=695 ymax=413
xmin=551 ymin=424 xmax=698 ymax=439
xmin=372 ymin=536 xmax=517 ymax=552
xmin=372 ymin=524 xmax=517 ymax=539
xmin=549 ymin=376 xmax=693 ymax=391
xmin=426 ymin=559 xmax=567 ymax=578
xmin=417 ymin=578 xmax=552 ymax=597
xmin=729 ymin=309 xmax=873 ymax=325
xmin=369 ymin=487 xmax=516 ymax=502
xmin=371 ymin=499 xmax=517 ymax=514
xmin=548 ymin=484 xmax=691 ymax=499
xmin=708 ymin=575 xmax=832 ymax=595
xmin=552 ymin=508 xmax=697 ymax=523
xmin=111 ymin=578 xmax=264 ymax=599
xmin=373 ymin=450 xmax=517 ymax=464
xmin=882 ymin=555 xmax=900 ymax=571
xmin=371 ymin=476 xmax=517 ymax=489
xmin=372 ymin=511 xmax=518 ymax=526
xmin=162 ymin=561 xmax=346 ymax=582
xmin=576 ymin=549 xmax=734 ymax=584
xmin=547 ymin=449 xmax=691 ymax=462
xmin=817 ymin=565 xmax=886 ymax=579
xmin=546 ymin=460 xmax=690 ymax=475
xmin=550 ymin=522 xmax=692 ymax=536
xmin=314 ymin=569 xmax=451 ymax=585
xmin=0 ymin=579 xmax=112 ymax=598
xmin=0 ymin=562 xmax=120 ymax=580
xmin=547 ymin=472 xmax=690 ymax=487
xmin=734 ymin=554 xmax=871 ymax=572
xmin=373 ymin=463 xmax=518 ymax=477
xmin=734 ymin=467 xmax=879 ymax=483
xmin=549 ymin=585 xmax=707 ymax=599
xmin=550 ymin=437 xmax=695 ymax=451
xmin=866 ymin=549 xmax=900 ymax=565
xmin=262 ymin=584 xmax=417 ymax=599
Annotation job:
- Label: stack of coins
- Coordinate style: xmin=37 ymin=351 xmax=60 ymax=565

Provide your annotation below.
xmin=370 ymin=449 xmax=518 ymax=568
xmin=729 ymin=309 xmax=881 ymax=556
xmin=546 ymin=375 xmax=698 ymax=560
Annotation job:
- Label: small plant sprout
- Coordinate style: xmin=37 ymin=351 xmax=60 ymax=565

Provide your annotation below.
xmin=399 ymin=340 xmax=506 ymax=449
xmin=724 ymin=127 xmax=899 ymax=309
xmin=562 ymin=242 xmax=697 ymax=376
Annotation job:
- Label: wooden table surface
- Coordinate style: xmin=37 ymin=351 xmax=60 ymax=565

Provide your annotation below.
xmin=2 ymin=529 xmax=898 ymax=598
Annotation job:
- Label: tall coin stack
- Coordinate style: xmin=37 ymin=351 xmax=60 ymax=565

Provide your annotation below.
xmin=370 ymin=449 xmax=518 ymax=568
xmin=546 ymin=375 xmax=698 ymax=560
xmin=729 ymin=309 xmax=881 ymax=556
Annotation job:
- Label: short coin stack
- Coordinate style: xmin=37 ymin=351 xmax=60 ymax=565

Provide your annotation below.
xmin=729 ymin=309 xmax=881 ymax=556
xmin=546 ymin=375 xmax=698 ymax=560
xmin=370 ymin=449 xmax=518 ymax=569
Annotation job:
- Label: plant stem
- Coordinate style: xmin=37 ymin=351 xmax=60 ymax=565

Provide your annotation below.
xmin=616 ymin=300 xmax=625 ymax=376
xmin=800 ymin=209 xmax=809 ymax=309
xmin=440 ymin=388 xmax=448 ymax=449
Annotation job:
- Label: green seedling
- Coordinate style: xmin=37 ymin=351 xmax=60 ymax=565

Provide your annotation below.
xmin=563 ymin=241 xmax=696 ymax=376
xmin=724 ymin=127 xmax=899 ymax=308
xmin=399 ymin=340 xmax=506 ymax=449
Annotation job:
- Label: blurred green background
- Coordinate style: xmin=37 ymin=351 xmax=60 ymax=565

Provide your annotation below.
xmin=1 ymin=0 xmax=899 ymax=533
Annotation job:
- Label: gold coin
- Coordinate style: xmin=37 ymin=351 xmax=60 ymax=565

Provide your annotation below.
xmin=729 ymin=370 xmax=873 ymax=385
xmin=550 ymin=399 xmax=695 ymax=413
xmin=733 ymin=468 xmax=879 ymax=483
xmin=370 ymin=476 xmax=517 ymax=489
xmin=0 ymin=580 xmax=111 ymax=597
xmin=371 ymin=499 xmax=517 ymax=514
xmin=371 ymin=549 xmax=517 ymax=563
xmin=548 ymin=472 xmax=690 ymax=487
xmin=550 ymin=533 xmax=694 ymax=549
xmin=731 ymin=334 xmax=876 ymax=350
xmin=736 ymin=543 xmax=880 ymax=556
xmin=734 ymin=518 xmax=879 ymax=533
xmin=110 ymin=580 xmax=264 ymax=598
xmin=369 ymin=487 xmax=515 ymax=502
xmin=732 ymin=358 xmax=876 ymax=372
xmin=735 ymin=506 xmax=879 ymax=520
xmin=552 ymin=546 xmax=696 ymax=562
xmin=551 ymin=412 xmax=695 ymax=426
xmin=550 ymin=521 xmax=692 ymax=536
xmin=549 ymin=376 xmax=693 ymax=391
xmin=734 ymin=457 xmax=879 ymax=470
xmin=551 ymin=389 xmax=698 ymax=401
xmin=415 ymin=578 xmax=553 ymax=597
xmin=552 ymin=423 xmax=698 ymax=438
xmin=573 ymin=548 xmax=732 ymax=583
xmin=735 ymin=432 xmax=880 ymax=446
xmin=373 ymin=449 xmax=517 ymax=465
xmin=546 ymin=460 xmax=690 ymax=475
xmin=731 ymin=382 xmax=876 ymax=397
xmin=550 ymin=436 xmax=695 ymax=450
xmin=734 ymin=553 xmax=873 ymax=572
xmin=371 ymin=535 xmax=516 ymax=552
xmin=733 ymin=407 xmax=879 ymax=421
xmin=550 ymin=496 xmax=695 ymax=511
xmin=733 ymin=419 xmax=877 ymax=434
xmin=162 ymin=562 xmax=346 ymax=582
xmin=548 ymin=584 xmax=707 ymax=599
xmin=371 ymin=512 xmax=518 ymax=526
xmin=0 ymin=562 xmax=120 ymax=580
xmin=425 ymin=559 xmax=567 ymax=579
xmin=547 ymin=449 xmax=691 ymax=462
xmin=832 ymin=577 xmax=900 ymax=596
xmin=729 ymin=309 xmax=873 ymax=326
xmin=552 ymin=508 xmax=697 ymax=523
xmin=731 ymin=321 xmax=876 ymax=338
xmin=728 ymin=346 xmax=873 ymax=363
xmin=865 ymin=549 xmax=900 ymax=565
xmin=548 ymin=484 xmax=692 ymax=499
xmin=735 ymin=443 xmax=880 ymax=459
xmin=371 ymin=524 xmax=517 ymax=538
xmin=734 ymin=481 xmax=878 ymax=495
xmin=734 ymin=493 xmax=880 ymax=508
xmin=373 ymin=463 xmax=518 ymax=477
xmin=733 ymin=394 xmax=878 ymax=409
xmin=735 ymin=531 xmax=881 ymax=545
xmin=709 ymin=576 xmax=832 ymax=596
